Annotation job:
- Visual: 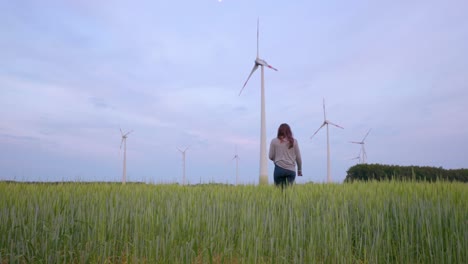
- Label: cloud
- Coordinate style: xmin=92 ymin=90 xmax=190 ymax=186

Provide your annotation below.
xmin=1 ymin=0 xmax=467 ymax=183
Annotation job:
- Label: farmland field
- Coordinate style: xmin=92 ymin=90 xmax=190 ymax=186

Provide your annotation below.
xmin=0 ymin=181 xmax=466 ymax=263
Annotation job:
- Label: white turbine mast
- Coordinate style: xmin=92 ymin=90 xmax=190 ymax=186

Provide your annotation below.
xmin=120 ymin=128 xmax=133 ymax=184
xmin=310 ymin=98 xmax=344 ymax=183
xmin=350 ymin=129 xmax=371 ymax=164
xmin=177 ymin=146 xmax=189 ymax=185
xmin=232 ymin=145 xmax=240 ymax=186
xmin=239 ymin=18 xmax=278 ymax=185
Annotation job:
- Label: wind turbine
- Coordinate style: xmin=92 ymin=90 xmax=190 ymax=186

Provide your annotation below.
xmin=310 ymin=99 xmax=344 ymax=183
xmin=120 ymin=128 xmax=133 ymax=184
xmin=177 ymin=147 xmax=189 ymax=185
xmin=239 ymin=18 xmax=278 ymax=185
xmin=350 ymin=129 xmax=371 ymax=164
xmin=232 ymin=145 xmax=240 ymax=185
xmin=347 ymin=149 xmax=361 ymax=163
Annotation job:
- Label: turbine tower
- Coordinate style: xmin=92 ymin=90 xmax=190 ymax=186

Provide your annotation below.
xmin=232 ymin=145 xmax=240 ymax=185
xmin=350 ymin=129 xmax=371 ymax=164
xmin=239 ymin=18 xmax=278 ymax=185
xmin=310 ymin=99 xmax=344 ymax=183
xmin=120 ymin=128 xmax=133 ymax=184
xmin=177 ymin=147 xmax=189 ymax=185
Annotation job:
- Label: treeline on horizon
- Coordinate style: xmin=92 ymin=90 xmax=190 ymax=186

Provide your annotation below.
xmin=345 ymin=164 xmax=468 ymax=182
xmin=3 ymin=164 xmax=468 ymax=184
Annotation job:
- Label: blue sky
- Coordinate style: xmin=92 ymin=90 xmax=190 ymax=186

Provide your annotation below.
xmin=1 ymin=0 xmax=467 ymax=184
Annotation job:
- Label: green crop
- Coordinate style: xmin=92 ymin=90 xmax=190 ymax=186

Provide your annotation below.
xmin=0 ymin=181 xmax=466 ymax=263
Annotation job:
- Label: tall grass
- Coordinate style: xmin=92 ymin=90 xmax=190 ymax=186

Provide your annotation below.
xmin=0 ymin=181 xmax=466 ymax=263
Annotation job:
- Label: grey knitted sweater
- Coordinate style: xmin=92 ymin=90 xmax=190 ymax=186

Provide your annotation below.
xmin=269 ymin=137 xmax=302 ymax=172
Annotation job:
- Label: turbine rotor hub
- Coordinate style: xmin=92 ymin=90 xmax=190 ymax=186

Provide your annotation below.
xmin=255 ymin=58 xmax=267 ymax=66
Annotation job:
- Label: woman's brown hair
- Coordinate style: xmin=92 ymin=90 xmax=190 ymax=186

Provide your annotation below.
xmin=277 ymin=123 xmax=294 ymax=149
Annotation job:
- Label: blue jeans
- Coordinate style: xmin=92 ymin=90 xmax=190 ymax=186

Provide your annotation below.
xmin=274 ymin=165 xmax=296 ymax=187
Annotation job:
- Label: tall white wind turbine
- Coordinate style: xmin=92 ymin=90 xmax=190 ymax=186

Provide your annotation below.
xmin=120 ymin=128 xmax=133 ymax=184
xmin=239 ymin=18 xmax=278 ymax=185
xmin=177 ymin=147 xmax=189 ymax=185
xmin=232 ymin=145 xmax=240 ymax=185
xmin=310 ymin=99 xmax=344 ymax=183
xmin=350 ymin=129 xmax=371 ymax=164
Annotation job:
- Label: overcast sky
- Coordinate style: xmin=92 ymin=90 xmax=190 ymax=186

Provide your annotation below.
xmin=1 ymin=0 xmax=467 ymax=184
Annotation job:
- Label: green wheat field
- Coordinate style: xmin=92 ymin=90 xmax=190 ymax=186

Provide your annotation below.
xmin=0 ymin=181 xmax=466 ymax=263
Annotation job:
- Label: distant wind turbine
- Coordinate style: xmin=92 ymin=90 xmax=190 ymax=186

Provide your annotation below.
xmin=120 ymin=128 xmax=133 ymax=184
xmin=347 ymin=149 xmax=361 ymax=163
xmin=177 ymin=147 xmax=189 ymax=185
xmin=350 ymin=129 xmax=371 ymax=164
xmin=310 ymin=99 xmax=344 ymax=183
xmin=239 ymin=18 xmax=278 ymax=185
xmin=232 ymin=145 xmax=240 ymax=185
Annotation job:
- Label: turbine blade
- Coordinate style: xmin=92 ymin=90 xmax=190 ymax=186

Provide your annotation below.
xmin=310 ymin=123 xmax=326 ymax=139
xmin=239 ymin=64 xmax=259 ymax=96
xmin=349 ymin=141 xmax=362 ymax=144
xmin=120 ymin=138 xmax=124 ymax=149
xmin=344 ymin=150 xmax=361 ymax=161
xmin=328 ymin=121 xmax=344 ymax=129
xmin=322 ymin=98 xmax=327 ymax=121
xmin=362 ymin=128 xmax=372 ymax=142
xmin=257 ymin=18 xmax=259 ymax=58
xmin=124 ymin=130 xmax=133 ymax=137
xmin=120 ymin=128 xmax=123 ymax=136
xmin=177 ymin=146 xmax=189 ymax=153
xmin=347 ymin=156 xmax=360 ymax=160
xmin=266 ymin=63 xmax=278 ymax=71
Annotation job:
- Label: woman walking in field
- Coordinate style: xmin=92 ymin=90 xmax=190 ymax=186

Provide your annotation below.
xmin=269 ymin=123 xmax=302 ymax=187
